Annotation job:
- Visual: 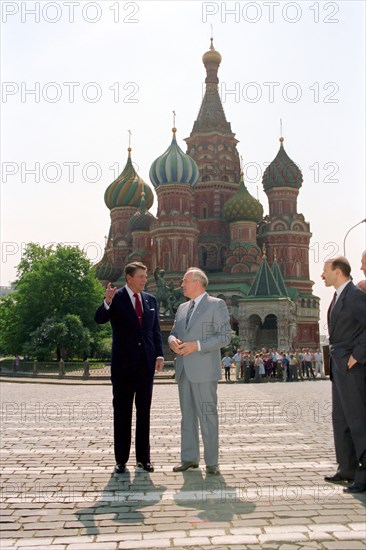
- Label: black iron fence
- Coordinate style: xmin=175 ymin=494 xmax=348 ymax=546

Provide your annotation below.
xmin=0 ymin=359 xmax=175 ymax=380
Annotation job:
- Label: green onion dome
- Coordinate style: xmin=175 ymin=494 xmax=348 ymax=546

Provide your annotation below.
xmin=104 ymin=148 xmax=154 ymax=210
xmin=223 ymin=173 xmax=263 ymax=223
xmin=263 ymin=137 xmax=303 ymax=191
xmin=128 ymin=192 xmax=155 ymax=232
xmin=149 ymin=128 xmax=199 ymax=188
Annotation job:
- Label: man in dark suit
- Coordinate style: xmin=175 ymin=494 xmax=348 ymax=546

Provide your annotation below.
xmin=95 ymin=262 xmax=164 ymax=473
xmin=321 ymin=256 xmax=366 ymax=493
xmin=169 ymin=268 xmax=231 ymax=475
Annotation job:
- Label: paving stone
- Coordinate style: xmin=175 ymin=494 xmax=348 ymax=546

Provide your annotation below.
xmin=321 ymin=542 xmax=366 ymax=549
xmin=67 ymin=544 xmax=117 ymax=550
xmin=118 ymin=540 xmax=171 ymax=549
xmin=259 ymin=532 xmax=308 ymax=543
xmin=11 ymin=538 xmax=54 ymax=547
xmin=333 ymin=530 xmax=366 ymax=540
xmin=173 ymin=536 xmax=211 ymax=546
xmin=211 ymin=534 xmax=259 ymax=544
xmin=264 ymin=525 xmax=310 ymax=533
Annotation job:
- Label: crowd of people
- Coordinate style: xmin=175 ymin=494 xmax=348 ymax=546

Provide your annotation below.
xmin=222 ymin=348 xmax=324 ymax=382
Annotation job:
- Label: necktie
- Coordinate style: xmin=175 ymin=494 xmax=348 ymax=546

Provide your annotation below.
xmin=185 ymin=300 xmax=195 ymax=328
xmin=327 ymin=291 xmax=337 ymax=328
xmin=133 ymin=293 xmax=143 ymax=326
xmin=329 ymin=291 xmax=337 ymax=315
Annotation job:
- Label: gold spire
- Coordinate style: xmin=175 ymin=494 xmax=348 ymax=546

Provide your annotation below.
xmin=172 ymin=110 xmax=177 ymax=135
xmin=239 ymin=154 xmax=244 ymax=179
xmin=279 ymin=119 xmax=284 ymax=144
xmin=262 ymin=243 xmax=267 ymax=258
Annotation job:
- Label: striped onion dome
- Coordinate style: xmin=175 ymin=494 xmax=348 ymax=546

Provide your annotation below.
xmin=128 ymin=192 xmax=155 ymax=232
xmin=94 ymin=257 xmax=122 ymax=283
xmin=104 ymin=148 xmax=154 ymax=210
xmin=149 ymin=128 xmax=199 ymax=188
xmin=263 ymin=137 xmax=303 ymax=191
xmin=223 ymin=173 xmax=263 ymax=223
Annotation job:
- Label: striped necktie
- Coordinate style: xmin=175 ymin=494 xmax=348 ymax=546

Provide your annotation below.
xmin=185 ymin=300 xmax=195 ymax=328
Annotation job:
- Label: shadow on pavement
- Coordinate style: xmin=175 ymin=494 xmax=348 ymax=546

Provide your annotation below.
xmin=173 ymin=468 xmax=256 ymax=522
xmin=75 ymin=469 xmax=167 ymax=536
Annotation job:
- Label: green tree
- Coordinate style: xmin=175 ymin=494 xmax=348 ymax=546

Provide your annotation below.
xmin=25 ymin=314 xmax=91 ymax=361
xmin=0 ymin=293 xmax=21 ymax=354
xmin=221 ymin=331 xmax=241 ymax=357
xmin=0 ymin=243 xmax=104 ymax=356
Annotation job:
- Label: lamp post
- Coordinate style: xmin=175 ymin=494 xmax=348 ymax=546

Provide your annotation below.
xmin=343 ymin=219 xmax=366 ymax=256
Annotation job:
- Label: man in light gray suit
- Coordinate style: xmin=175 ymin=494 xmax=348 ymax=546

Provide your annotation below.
xmin=169 ymin=268 xmax=231 ymax=475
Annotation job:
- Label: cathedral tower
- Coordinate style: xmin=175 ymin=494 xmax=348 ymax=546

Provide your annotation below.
xmin=258 ymin=137 xmax=319 ymax=346
xmin=185 ymin=39 xmax=241 ymax=271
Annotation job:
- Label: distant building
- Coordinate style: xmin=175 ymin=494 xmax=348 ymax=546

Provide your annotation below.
xmin=0 ymin=285 xmax=14 ymax=297
xmin=95 ymin=40 xmax=319 ymax=350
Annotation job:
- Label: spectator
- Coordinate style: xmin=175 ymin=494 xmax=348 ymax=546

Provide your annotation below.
xmin=314 ymin=349 xmax=323 ymax=378
xmin=289 ymin=354 xmax=298 ymax=381
xmin=281 ymin=353 xmax=289 ymax=382
xmin=221 ymin=352 xmax=232 ymax=382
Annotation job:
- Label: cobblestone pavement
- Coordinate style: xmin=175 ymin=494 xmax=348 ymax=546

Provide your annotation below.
xmin=1 ymin=379 xmax=365 ymax=549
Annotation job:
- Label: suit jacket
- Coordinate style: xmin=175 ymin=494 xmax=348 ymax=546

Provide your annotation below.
xmin=95 ymin=287 xmax=163 ymax=380
xmin=328 ymin=281 xmax=366 ymax=368
xmin=170 ymin=294 xmax=231 ymax=383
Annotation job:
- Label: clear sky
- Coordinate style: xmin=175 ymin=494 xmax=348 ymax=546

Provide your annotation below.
xmin=1 ymin=0 xmax=365 ymax=335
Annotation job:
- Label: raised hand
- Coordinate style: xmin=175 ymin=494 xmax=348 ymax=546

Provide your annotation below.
xmin=105 ymin=282 xmax=117 ymax=305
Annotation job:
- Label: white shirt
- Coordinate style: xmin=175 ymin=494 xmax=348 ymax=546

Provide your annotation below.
xmin=104 ymin=285 xmax=164 ymax=361
xmin=334 ymin=279 xmax=351 ymax=303
xmin=188 ymin=292 xmax=207 ymax=316
xmin=104 ymin=284 xmax=140 ymax=310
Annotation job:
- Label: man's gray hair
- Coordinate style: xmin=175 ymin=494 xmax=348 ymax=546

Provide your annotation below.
xmin=186 ymin=267 xmax=209 ymax=288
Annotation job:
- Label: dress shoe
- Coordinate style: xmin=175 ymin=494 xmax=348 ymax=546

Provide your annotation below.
xmin=136 ymin=461 xmax=154 ymax=472
xmin=172 ymin=461 xmax=199 ymax=472
xmin=343 ymin=482 xmax=366 ymax=494
xmin=324 ymin=473 xmax=353 ymax=483
xmin=114 ymin=463 xmax=126 ymax=474
xmin=206 ymin=465 xmax=221 ymax=475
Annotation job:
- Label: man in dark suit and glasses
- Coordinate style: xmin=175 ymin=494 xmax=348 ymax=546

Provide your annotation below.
xmin=95 ymin=262 xmax=164 ymax=473
xmin=321 ymin=256 xmax=366 ymax=493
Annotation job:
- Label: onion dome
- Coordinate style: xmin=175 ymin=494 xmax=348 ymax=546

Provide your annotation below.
xmin=128 ymin=192 xmax=155 ymax=232
xmin=223 ymin=173 xmax=264 ymax=223
xmin=202 ymin=37 xmax=222 ymax=65
xmin=104 ymin=148 xmax=154 ymax=210
xmin=263 ymin=137 xmax=303 ymax=191
xmin=94 ymin=257 xmax=122 ymax=283
xmin=149 ymin=128 xmax=199 ymax=188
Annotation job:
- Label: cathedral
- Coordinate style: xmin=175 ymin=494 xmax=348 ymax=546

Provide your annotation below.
xmin=95 ymin=40 xmax=320 ymax=351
